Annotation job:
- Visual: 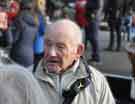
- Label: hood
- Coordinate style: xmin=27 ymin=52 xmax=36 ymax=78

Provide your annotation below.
xmin=20 ymin=10 xmax=37 ymax=26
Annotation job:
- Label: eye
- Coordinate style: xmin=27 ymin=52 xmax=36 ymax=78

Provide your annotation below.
xmin=45 ymin=40 xmax=52 ymax=46
xmin=56 ymin=43 xmax=67 ymax=50
xmin=57 ymin=44 xmax=65 ymax=49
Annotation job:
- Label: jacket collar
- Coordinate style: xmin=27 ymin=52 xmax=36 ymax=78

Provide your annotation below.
xmin=35 ymin=59 xmax=90 ymax=89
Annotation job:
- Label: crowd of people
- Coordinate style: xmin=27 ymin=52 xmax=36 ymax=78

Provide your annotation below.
xmin=0 ymin=0 xmax=135 ymax=104
xmin=0 ymin=0 xmax=135 ymax=67
xmin=0 ymin=0 xmax=46 ymax=70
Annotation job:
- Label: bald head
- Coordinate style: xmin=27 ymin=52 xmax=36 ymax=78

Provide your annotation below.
xmin=45 ymin=19 xmax=83 ymax=45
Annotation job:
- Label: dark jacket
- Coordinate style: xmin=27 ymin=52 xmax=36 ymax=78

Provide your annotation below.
xmin=10 ymin=10 xmax=38 ymax=67
xmin=85 ymin=0 xmax=100 ymax=21
xmin=105 ymin=0 xmax=122 ymax=27
xmin=86 ymin=0 xmax=100 ymax=11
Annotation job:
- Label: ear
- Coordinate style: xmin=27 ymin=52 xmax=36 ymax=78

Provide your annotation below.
xmin=76 ymin=43 xmax=85 ymax=58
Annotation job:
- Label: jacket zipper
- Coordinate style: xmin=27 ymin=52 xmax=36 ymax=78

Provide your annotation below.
xmin=57 ymin=75 xmax=62 ymax=104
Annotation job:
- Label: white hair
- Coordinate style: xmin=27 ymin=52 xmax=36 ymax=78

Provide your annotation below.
xmin=45 ymin=19 xmax=83 ymax=45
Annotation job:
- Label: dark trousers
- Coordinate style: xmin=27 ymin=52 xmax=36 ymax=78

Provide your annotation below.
xmin=0 ymin=30 xmax=9 ymax=47
xmin=33 ymin=53 xmax=44 ymax=73
xmin=108 ymin=20 xmax=121 ymax=50
xmin=126 ymin=26 xmax=131 ymax=41
xmin=85 ymin=18 xmax=100 ymax=61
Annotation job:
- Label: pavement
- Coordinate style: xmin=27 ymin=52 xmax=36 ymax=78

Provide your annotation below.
xmin=85 ymin=30 xmax=132 ymax=77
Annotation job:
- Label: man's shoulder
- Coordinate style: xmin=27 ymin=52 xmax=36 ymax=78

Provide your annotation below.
xmin=88 ymin=65 xmax=105 ymax=79
xmin=88 ymin=65 xmax=107 ymax=87
xmin=0 ymin=65 xmax=33 ymax=81
xmin=0 ymin=64 xmax=46 ymax=104
xmin=0 ymin=64 xmax=43 ymax=92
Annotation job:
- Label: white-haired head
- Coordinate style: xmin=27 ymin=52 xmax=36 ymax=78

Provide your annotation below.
xmin=43 ymin=19 xmax=85 ymax=74
xmin=45 ymin=19 xmax=83 ymax=45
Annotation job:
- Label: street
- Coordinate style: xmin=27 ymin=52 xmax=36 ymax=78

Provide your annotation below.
xmin=86 ymin=30 xmax=132 ymax=77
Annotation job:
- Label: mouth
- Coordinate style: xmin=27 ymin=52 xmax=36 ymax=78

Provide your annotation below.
xmin=45 ymin=59 xmax=61 ymax=73
xmin=47 ymin=60 xmax=61 ymax=65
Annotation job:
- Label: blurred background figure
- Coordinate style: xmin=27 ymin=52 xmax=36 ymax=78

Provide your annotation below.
xmin=46 ymin=0 xmax=64 ymax=20
xmin=85 ymin=0 xmax=102 ymax=64
xmin=75 ymin=0 xmax=87 ymax=28
xmin=7 ymin=0 xmax=20 ymax=25
xmin=121 ymin=8 xmax=133 ymax=42
xmin=104 ymin=0 xmax=126 ymax=52
xmin=36 ymin=0 xmax=46 ymax=15
xmin=75 ymin=0 xmax=87 ymax=43
xmin=46 ymin=0 xmax=74 ymax=21
xmin=9 ymin=0 xmax=39 ymax=68
xmin=33 ymin=0 xmax=46 ymax=72
xmin=5 ymin=0 xmax=20 ymax=49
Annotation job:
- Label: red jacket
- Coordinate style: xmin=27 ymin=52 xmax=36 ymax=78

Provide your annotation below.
xmin=7 ymin=1 xmax=20 ymax=25
xmin=75 ymin=0 xmax=87 ymax=27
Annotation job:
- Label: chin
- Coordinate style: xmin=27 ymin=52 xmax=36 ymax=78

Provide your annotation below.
xmin=47 ymin=66 xmax=61 ymax=74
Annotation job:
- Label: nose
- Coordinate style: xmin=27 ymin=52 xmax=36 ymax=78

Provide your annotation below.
xmin=48 ymin=46 xmax=57 ymax=56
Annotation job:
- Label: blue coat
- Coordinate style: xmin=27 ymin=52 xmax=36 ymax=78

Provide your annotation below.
xmin=33 ymin=14 xmax=45 ymax=54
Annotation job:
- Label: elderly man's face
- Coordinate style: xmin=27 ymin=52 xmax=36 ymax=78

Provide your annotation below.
xmin=44 ymin=28 xmax=83 ymax=74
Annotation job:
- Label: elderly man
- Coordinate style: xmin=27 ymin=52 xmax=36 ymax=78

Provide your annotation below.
xmin=0 ymin=65 xmax=45 ymax=104
xmin=34 ymin=19 xmax=115 ymax=104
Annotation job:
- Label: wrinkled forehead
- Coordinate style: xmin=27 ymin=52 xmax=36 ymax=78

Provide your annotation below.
xmin=45 ymin=23 xmax=75 ymax=42
xmin=45 ymin=20 xmax=82 ymax=45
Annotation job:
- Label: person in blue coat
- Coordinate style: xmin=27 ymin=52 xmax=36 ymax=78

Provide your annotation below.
xmin=33 ymin=13 xmax=45 ymax=72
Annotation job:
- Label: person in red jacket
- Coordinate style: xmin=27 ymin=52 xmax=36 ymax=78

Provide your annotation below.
xmin=75 ymin=0 xmax=87 ymax=28
xmin=7 ymin=0 xmax=20 ymax=25
xmin=1 ymin=0 xmax=20 ymax=47
xmin=0 ymin=0 xmax=20 ymax=47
